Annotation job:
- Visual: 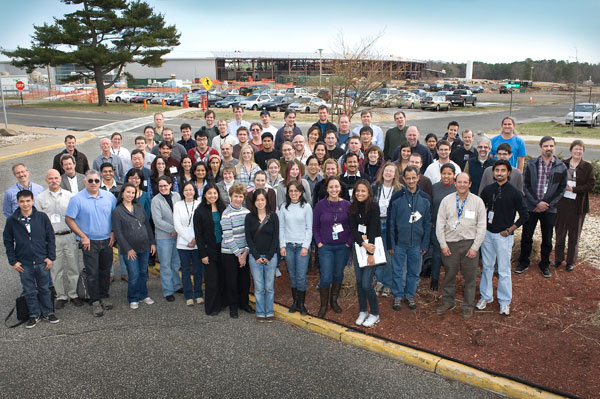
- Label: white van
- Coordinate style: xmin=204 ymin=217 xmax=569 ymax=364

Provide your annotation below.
xmin=285 ymin=87 xmax=309 ymax=97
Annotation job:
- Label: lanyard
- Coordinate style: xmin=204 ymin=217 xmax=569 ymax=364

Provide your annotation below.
xmin=184 ymin=200 xmax=196 ymax=226
xmin=456 ymin=194 xmax=467 ymax=219
xmin=382 ymin=185 xmax=393 ymax=200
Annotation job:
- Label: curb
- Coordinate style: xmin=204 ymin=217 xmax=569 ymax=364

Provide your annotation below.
xmin=249 ymin=295 xmax=570 ymax=399
xmin=0 ymin=131 xmax=96 ymax=163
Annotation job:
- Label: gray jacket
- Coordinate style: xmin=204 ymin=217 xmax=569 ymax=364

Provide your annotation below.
xmin=151 ymin=191 xmax=181 ymax=239
xmin=523 ymin=156 xmax=568 ymax=213
xmin=60 ymin=173 xmax=85 ymax=193
xmin=111 ymin=202 xmax=155 ymax=253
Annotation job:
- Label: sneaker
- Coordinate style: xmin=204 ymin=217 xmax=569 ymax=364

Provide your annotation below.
xmin=275 ymin=268 xmax=282 ymax=277
xmin=142 ymin=297 xmax=155 ymax=305
xmin=499 ymin=304 xmax=510 ymax=316
xmin=186 ymin=299 xmax=194 ymax=306
xmin=566 ymin=264 xmax=574 ymax=272
xmin=374 ymin=282 xmax=384 ymax=295
xmin=129 ymin=302 xmax=139 ymax=310
xmin=392 ymin=297 xmax=402 ymax=311
xmin=355 ymin=311 xmax=368 ymax=326
xmin=92 ymin=301 xmax=104 ymax=317
xmin=55 ymin=299 xmax=67 ymax=310
xmin=165 ymin=295 xmax=175 ymax=302
xmin=475 ymin=298 xmax=493 ymax=310
xmin=101 ymin=300 xmax=113 ymax=310
xmin=463 ymin=308 xmax=474 ymax=319
xmin=540 ymin=267 xmax=551 ymax=278
xmin=196 ymin=297 xmax=205 ymax=304
xmin=551 ymin=261 xmax=562 ymax=268
xmin=25 ymin=317 xmax=39 ymax=329
xmin=381 ymin=287 xmax=391 ymax=297
xmin=436 ymin=303 xmax=456 ymax=315
xmin=514 ymin=263 xmax=529 ymax=274
xmin=71 ymin=297 xmax=84 ymax=307
xmin=44 ymin=314 xmax=60 ymax=324
xmin=362 ymin=314 xmax=380 ymax=328
xmin=406 ymin=297 xmax=417 ymax=310
xmin=175 ymin=288 xmax=184 ymax=294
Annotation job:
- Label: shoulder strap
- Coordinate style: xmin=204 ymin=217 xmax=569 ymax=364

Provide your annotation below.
xmin=4 ymin=305 xmax=23 ymax=328
xmin=253 ymin=214 xmax=271 ymax=240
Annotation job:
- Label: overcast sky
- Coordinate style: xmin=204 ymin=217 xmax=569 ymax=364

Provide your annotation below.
xmin=1 ymin=0 xmax=598 ymax=64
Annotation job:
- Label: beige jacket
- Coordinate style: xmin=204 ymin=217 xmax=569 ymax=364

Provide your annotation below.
xmin=436 ymin=192 xmax=487 ymax=251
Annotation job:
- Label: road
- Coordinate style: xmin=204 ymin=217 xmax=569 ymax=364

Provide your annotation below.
xmin=0 ymin=125 xmax=495 ymax=398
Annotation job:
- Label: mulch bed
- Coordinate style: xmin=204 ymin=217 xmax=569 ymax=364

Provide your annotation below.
xmin=273 ymin=258 xmax=600 ymax=398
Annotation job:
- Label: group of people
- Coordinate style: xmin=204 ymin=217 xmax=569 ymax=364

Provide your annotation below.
xmin=4 ymin=105 xmax=595 ymax=329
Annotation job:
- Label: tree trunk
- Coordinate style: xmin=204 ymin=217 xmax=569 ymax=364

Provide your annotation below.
xmin=95 ymin=69 xmax=107 ymax=106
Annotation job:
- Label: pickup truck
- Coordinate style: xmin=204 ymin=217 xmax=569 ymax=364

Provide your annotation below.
xmin=446 ymin=89 xmax=477 ymax=107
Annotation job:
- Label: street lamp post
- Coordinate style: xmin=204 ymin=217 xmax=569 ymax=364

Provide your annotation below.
xmin=317 ymin=48 xmax=323 ymax=87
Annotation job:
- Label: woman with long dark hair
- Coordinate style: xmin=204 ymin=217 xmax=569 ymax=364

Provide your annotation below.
xmin=278 ymin=180 xmax=312 ymax=315
xmin=306 ymin=126 xmax=320 ymax=154
xmin=245 ymin=189 xmax=279 ymax=322
xmin=193 ymin=183 xmax=226 ymax=315
xmin=112 ymin=183 xmax=156 ymax=309
xmin=150 ymin=155 xmax=178 ymax=197
xmin=191 ymin=161 xmax=208 ymax=199
xmin=349 ymin=180 xmax=381 ymax=327
xmin=312 ymin=142 xmax=329 ymax=166
xmin=207 ymin=153 xmax=222 ymax=183
xmin=313 ymin=176 xmax=352 ymax=318
xmin=361 ymin=145 xmax=384 ymax=183
xmin=177 ymin=155 xmax=194 ymax=189
xmin=276 ymin=161 xmax=311 ymax=208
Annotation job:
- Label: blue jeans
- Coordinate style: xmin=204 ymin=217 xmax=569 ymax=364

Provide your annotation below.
xmin=375 ymin=218 xmax=393 ymax=288
xmin=391 ymin=244 xmax=422 ymax=299
xmin=480 ymin=232 xmax=514 ymax=306
xmin=156 ymin=238 xmax=182 ymax=297
xmin=249 ymin=255 xmax=278 ymax=317
xmin=122 ymin=251 xmax=150 ymax=303
xmin=431 ymin=231 xmax=443 ymax=281
xmin=353 ymin=250 xmax=379 ymax=315
xmin=284 ymin=243 xmax=310 ymax=291
xmin=20 ymin=262 xmax=54 ymax=318
xmin=318 ymin=243 xmax=350 ymax=288
xmin=178 ymin=249 xmax=205 ymax=300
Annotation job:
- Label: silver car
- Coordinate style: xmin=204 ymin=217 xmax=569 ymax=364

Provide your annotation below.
xmin=420 ymin=96 xmax=451 ymax=111
xmin=397 ymin=93 xmax=419 ymax=109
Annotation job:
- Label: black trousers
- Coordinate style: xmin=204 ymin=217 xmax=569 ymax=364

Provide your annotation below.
xmin=204 ymin=252 xmax=223 ymax=315
xmin=82 ymin=239 xmax=113 ymax=302
xmin=221 ymin=253 xmax=250 ymax=310
xmin=555 ymin=212 xmax=585 ymax=265
xmin=519 ymin=211 xmax=557 ymax=268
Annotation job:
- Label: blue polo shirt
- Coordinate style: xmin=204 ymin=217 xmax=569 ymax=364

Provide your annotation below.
xmin=66 ymin=188 xmax=117 ymax=240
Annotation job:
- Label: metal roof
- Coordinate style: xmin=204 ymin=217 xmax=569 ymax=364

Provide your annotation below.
xmin=210 ymin=51 xmax=426 ymax=64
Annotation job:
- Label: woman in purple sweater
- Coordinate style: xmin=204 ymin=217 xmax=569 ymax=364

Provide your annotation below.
xmin=313 ymin=176 xmax=352 ymax=318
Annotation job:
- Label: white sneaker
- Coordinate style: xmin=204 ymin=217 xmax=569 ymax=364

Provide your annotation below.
xmin=381 ymin=287 xmax=391 ymax=297
xmin=196 ymin=297 xmax=205 ymax=304
xmin=275 ymin=268 xmax=282 ymax=277
xmin=362 ymin=314 xmax=380 ymax=328
xmin=355 ymin=311 xmax=368 ymax=326
xmin=142 ymin=297 xmax=155 ymax=305
xmin=374 ymin=282 xmax=384 ymax=295
xmin=129 ymin=302 xmax=139 ymax=310
xmin=499 ymin=304 xmax=510 ymax=316
xmin=475 ymin=298 xmax=493 ymax=310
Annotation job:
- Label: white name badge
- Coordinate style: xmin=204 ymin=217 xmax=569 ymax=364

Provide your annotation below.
xmin=333 ymin=223 xmax=344 ymax=233
xmin=358 ymin=224 xmax=367 ymax=234
xmin=409 ymin=211 xmax=422 ymax=223
xmin=488 ymin=211 xmax=494 ymax=224
xmin=465 ymin=210 xmax=475 ymax=220
xmin=50 ymin=214 xmax=61 ymax=224
xmin=169 ymin=166 xmax=178 ymax=174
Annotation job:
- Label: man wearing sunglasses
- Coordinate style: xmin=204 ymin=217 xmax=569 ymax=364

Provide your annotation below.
xmin=66 ymin=170 xmax=117 ymax=318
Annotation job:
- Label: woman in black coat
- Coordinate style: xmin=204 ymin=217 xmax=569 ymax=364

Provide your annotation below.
xmin=193 ymin=182 xmax=226 ymax=315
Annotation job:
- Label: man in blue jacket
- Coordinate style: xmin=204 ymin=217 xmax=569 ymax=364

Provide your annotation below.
xmin=3 ymin=190 xmax=58 ymax=328
xmin=387 ymin=166 xmax=432 ymax=311
xmin=517 ymin=136 xmax=567 ymax=278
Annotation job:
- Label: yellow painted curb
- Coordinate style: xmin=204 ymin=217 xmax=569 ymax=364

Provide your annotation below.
xmin=248 ymin=296 xmax=570 ymax=399
xmin=436 ymin=359 xmax=567 ymax=399
xmin=0 ymin=131 xmax=96 ymax=163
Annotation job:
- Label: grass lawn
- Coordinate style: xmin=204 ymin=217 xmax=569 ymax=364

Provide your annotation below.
xmin=486 ymin=121 xmax=600 ymax=139
xmin=21 ymin=100 xmax=169 ymax=114
xmin=180 ymin=109 xmax=323 ymax=123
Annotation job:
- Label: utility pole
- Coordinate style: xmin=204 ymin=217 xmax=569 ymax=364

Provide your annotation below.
xmin=571 ymin=49 xmax=578 ymax=132
xmin=0 ymin=77 xmax=8 ymax=128
xmin=317 ymin=48 xmax=323 ymax=87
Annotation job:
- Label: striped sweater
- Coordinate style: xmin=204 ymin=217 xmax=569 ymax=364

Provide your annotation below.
xmin=220 ymin=204 xmax=250 ymax=256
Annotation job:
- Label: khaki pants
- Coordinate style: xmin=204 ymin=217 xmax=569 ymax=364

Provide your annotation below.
xmin=51 ymin=233 xmax=80 ymax=300
xmin=441 ymin=239 xmax=478 ymax=310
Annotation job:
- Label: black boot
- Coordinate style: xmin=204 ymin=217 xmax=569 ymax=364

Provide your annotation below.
xmin=330 ymin=283 xmax=342 ymax=313
xmin=430 ymin=279 xmax=438 ymax=291
xmin=297 ymin=290 xmax=307 ymax=315
xmin=288 ymin=288 xmax=298 ymax=313
xmin=317 ymin=287 xmax=329 ymax=318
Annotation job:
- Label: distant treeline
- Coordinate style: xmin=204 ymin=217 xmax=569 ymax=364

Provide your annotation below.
xmin=426 ymin=59 xmax=600 ymax=83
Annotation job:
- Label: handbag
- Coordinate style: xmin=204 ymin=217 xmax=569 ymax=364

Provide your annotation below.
xmin=4 ymin=295 xmax=29 ymax=328
xmin=76 ymin=268 xmax=90 ymax=300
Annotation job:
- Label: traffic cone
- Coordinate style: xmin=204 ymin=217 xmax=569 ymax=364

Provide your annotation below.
xmin=143 ymin=99 xmax=147 ymax=109
xmin=162 ymin=98 xmax=165 ymax=108
xmin=529 ymin=96 xmax=533 ymax=104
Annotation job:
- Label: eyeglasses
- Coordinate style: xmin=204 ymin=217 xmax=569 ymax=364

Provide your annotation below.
xmin=251 ymin=128 xmax=261 ymax=132
xmin=87 ymin=179 xmax=100 ymax=184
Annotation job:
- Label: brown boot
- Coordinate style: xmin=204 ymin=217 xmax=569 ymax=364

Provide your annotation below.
xmin=330 ymin=283 xmax=342 ymax=313
xmin=317 ymin=287 xmax=329 ymax=318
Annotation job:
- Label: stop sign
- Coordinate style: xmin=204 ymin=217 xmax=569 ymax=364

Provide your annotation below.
xmin=16 ymin=81 xmax=25 ymax=91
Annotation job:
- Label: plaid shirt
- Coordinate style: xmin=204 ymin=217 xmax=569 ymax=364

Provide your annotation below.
xmin=536 ymin=157 xmax=555 ymax=200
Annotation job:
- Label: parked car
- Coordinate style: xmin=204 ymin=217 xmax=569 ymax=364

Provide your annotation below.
xmin=436 ymin=90 xmax=453 ymax=99
xmin=150 ymin=92 xmax=178 ymax=104
xmin=106 ymin=90 xmax=138 ymax=103
xmin=499 ymin=85 xmax=512 ymax=94
xmin=188 ymin=94 xmax=221 ymax=108
xmin=240 ymin=85 xmax=269 ymax=97
xmin=420 ymin=96 xmax=451 ymax=111
xmin=470 ymin=85 xmax=485 ymax=93
xmin=288 ymin=96 xmax=328 ymax=113
xmin=369 ymin=93 xmax=398 ymax=108
xmin=410 ymin=89 xmax=428 ymax=98
xmin=285 ymin=87 xmax=309 ymax=97
xmin=119 ymin=91 xmax=141 ymax=103
xmin=446 ymin=90 xmax=477 ymax=107
xmin=418 ymin=82 xmax=430 ymax=90
xmin=565 ymin=103 xmax=600 ymax=127
xmin=262 ymin=96 xmax=294 ymax=112
xmin=443 ymin=83 xmax=456 ymax=91
xmin=429 ymin=83 xmax=443 ymax=92
xmin=457 ymin=84 xmax=470 ymax=90
xmin=215 ymin=95 xmax=245 ymax=108
xmin=130 ymin=91 xmax=160 ymax=103
xmin=169 ymin=93 xmax=200 ymax=106
xmin=239 ymin=94 xmax=273 ymax=110
xmin=397 ymin=93 xmax=419 ymax=109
